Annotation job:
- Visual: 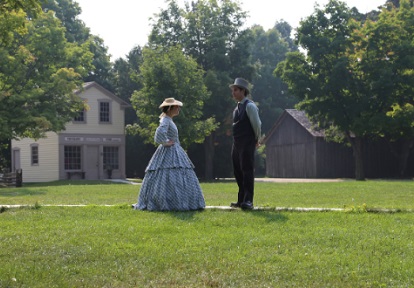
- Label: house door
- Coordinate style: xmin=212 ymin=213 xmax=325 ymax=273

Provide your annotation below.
xmin=85 ymin=146 xmax=100 ymax=180
xmin=12 ymin=149 xmax=21 ymax=171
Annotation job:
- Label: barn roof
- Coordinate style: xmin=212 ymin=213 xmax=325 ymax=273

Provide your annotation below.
xmin=263 ymin=109 xmax=325 ymax=144
xmin=286 ymin=109 xmax=325 ymax=137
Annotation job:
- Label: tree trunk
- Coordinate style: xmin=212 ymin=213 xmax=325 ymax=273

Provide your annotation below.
xmin=348 ymin=135 xmax=365 ymax=181
xmin=203 ymin=133 xmax=215 ymax=180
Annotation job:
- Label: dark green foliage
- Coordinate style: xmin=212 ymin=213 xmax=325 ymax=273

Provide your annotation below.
xmin=145 ymin=0 xmax=256 ymax=179
xmin=0 ymin=9 xmax=93 ymax=141
xmin=250 ymin=23 xmax=298 ymax=134
xmin=275 ymin=0 xmax=414 ymax=179
xmin=129 ymin=46 xmax=218 ymax=150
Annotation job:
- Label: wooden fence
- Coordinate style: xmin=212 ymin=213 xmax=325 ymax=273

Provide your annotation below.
xmin=0 ymin=169 xmax=23 ymax=187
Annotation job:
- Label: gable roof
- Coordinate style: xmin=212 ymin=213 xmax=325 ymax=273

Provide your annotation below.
xmin=76 ymin=81 xmax=131 ymax=108
xmin=263 ymin=109 xmax=325 ymax=144
xmin=287 ymin=109 xmax=325 ymax=137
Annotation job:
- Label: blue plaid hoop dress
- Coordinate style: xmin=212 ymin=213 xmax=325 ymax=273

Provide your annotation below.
xmin=134 ymin=116 xmax=205 ymax=211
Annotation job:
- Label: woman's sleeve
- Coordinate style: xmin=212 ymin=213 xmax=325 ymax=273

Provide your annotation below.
xmin=154 ymin=118 xmax=169 ymax=144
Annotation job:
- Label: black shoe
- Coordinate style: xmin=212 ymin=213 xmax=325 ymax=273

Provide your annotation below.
xmin=230 ymin=202 xmax=241 ymax=208
xmin=241 ymin=201 xmax=253 ymax=210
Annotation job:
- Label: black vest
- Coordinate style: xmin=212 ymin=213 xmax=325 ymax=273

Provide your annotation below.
xmin=232 ymin=100 xmax=255 ymax=144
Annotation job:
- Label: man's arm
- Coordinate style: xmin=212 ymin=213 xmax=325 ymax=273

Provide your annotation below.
xmin=246 ymin=102 xmax=262 ymax=143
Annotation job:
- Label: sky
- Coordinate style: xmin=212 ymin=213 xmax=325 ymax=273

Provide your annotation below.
xmin=75 ymin=0 xmax=386 ymax=60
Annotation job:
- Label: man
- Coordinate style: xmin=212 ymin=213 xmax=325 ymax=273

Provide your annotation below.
xmin=229 ymin=78 xmax=261 ymax=210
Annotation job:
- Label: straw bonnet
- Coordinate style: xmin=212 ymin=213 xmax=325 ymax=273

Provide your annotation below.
xmin=229 ymin=78 xmax=250 ymax=95
xmin=159 ymin=98 xmax=183 ymax=108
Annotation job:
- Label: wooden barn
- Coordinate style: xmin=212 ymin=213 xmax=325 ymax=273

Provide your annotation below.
xmin=263 ymin=109 xmax=411 ymax=179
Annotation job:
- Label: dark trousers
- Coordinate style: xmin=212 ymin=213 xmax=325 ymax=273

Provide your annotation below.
xmin=231 ymin=141 xmax=255 ymax=204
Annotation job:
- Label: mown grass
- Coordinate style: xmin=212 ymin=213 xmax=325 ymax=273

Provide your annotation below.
xmin=1 ymin=180 xmax=414 ymax=287
xmin=1 ymin=179 xmax=414 ymax=210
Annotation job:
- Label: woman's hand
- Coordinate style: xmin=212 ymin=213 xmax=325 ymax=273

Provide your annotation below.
xmin=163 ymin=140 xmax=175 ymax=147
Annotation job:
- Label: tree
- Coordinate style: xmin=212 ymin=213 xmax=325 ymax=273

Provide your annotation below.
xmin=40 ymin=0 xmax=114 ymax=91
xmin=249 ymin=23 xmax=298 ymax=134
xmin=274 ymin=20 xmax=298 ymax=52
xmin=276 ymin=0 xmax=414 ymax=180
xmin=0 ymin=0 xmax=41 ymax=46
xmin=112 ymin=46 xmax=154 ymax=178
xmin=148 ymin=0 xmax=255 ymax=179
xmin=355 ymin=0 xmax=414 ymax=177
xmin=41 ymin=0 xmax=89 ymax=43
xmin=83 ymin=35 xmax=113 ymax=90
xmin=112 ymin=46 xmax=144 ymax=124
xmin=275 ymin=0 xmax=375 ymax=180
xmin=385 ymin=0 xmax=414 ymax=8
xmin=0 ymin=0 xmax=41 ymax=167
xmin=128 ymin=46 xmax=218 ymax=150
xmin=386 ymin=104 xmax=414 ymax=177
xmin=0 ymin=10 xmax=94 ymax=141
xmin=0 ymin=0 xmax=41 ymax=14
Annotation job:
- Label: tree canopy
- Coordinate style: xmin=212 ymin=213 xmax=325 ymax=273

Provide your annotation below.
xmin=128 ymin=46 xmax=218 ymax=150
xmin=147 ymin=0 xmax=255 ymax=179
xmin=357 ymin=0 xmax=414 ymax=176
xmin=249 ymin=22 xmax=297 ymax=134
xmin=0 ymin=0 xmax=41 ymax=46
xmin=40 ymin=0 xmax=114 ymax=90
xmin=0 ymin=2 xmax=94 ymax=141
xmin=275 ymin=0 xmax=414 ymax=179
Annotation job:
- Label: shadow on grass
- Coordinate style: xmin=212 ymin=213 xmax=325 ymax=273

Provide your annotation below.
xmin=0 ymin=188 xmax=46 ymax=197
xmin=135 ymin=209 xmax=204 ymax=221
xmin=200 ymin=207 xmax=289 ymax=223
xmin=19 ymin=180 xmax=129 ymax=187
xmin=241 ymin=209 xmax=289 ymax=223
xmin=164 ymin=209 xmax=289 ymax=223
xmin=169 ymin=210 xmax=201 ymax=220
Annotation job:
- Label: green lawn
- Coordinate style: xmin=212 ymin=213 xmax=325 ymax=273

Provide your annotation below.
xmin=1 ymin=180 xmax=414 ymax=210
xmin=1 ymin=180 xmax=413 ymax=287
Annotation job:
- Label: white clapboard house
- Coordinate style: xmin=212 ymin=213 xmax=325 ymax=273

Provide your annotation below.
xmin=11 ymin=82 xmax=131 ymax=182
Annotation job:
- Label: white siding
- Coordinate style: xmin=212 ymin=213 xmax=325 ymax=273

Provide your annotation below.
xmin=65 ymin=86 xmax=125 ymax=135
xmin=11 ymin=132 xmax=59 ymax=183
xmin=11 ymin=82 xmax=128 ymax=183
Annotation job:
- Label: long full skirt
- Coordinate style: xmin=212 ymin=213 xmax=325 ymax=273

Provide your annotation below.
xmin=134 ymin=144 xmax=205 ymax=211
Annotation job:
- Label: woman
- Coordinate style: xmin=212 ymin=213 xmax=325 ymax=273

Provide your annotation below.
xmin=134 ymin=98 xmax=205 ymax=211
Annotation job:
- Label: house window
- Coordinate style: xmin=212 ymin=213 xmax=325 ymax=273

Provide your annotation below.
xmin=99 ymin=101 xmax=111 ymax=123
xmin=31 ymin=144 xmax=39 ymax=166
xmin=73 ymin=110 xmax=85 ymax=122
xmin=103 ymin=146 xmax=119 ymax=170
xmin=74 ymin=98 xmax=87 ymax=123
xmin=64 ymin=146 xmax=81 ymax=170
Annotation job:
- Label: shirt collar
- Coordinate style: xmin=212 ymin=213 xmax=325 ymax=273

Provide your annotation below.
xmin=238 ymin=97 xmax=248 ymax=105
